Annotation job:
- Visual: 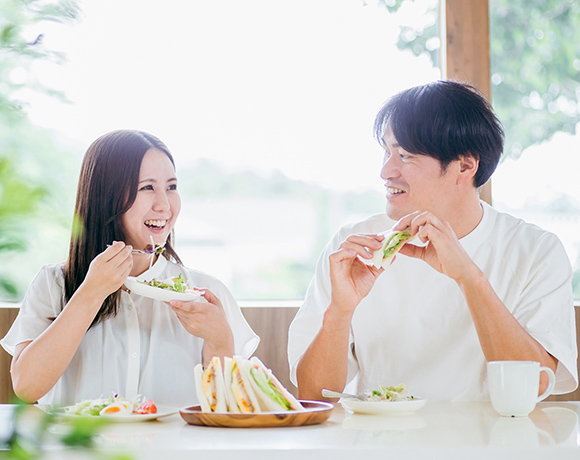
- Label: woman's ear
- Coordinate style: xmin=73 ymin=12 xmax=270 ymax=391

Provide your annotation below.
xmin=457 ymin=155 xmax=479 ymax=185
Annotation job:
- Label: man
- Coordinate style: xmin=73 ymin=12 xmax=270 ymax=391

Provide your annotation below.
xmin=288 ymin=80 xmax=578 ymax=401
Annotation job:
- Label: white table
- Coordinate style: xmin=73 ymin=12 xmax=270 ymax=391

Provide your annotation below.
xmin=2 ymin=401 xmax=579 ymax=459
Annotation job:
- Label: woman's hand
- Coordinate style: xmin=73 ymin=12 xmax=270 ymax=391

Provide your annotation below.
xmin=81 ymin=241 xmax=133 ymax=300
xmin=169 ymin=289 xmax=234 ymax=363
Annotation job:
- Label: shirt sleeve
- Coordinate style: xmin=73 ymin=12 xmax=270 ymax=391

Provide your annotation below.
xmin=219 ymin=282 xmax=260 ymax=359
xmin=508 ymin=232 xmax=578 ymax=394
xmin=1 ymin=264 xmax=65 ymax=356
xmin=287 ymin=229 xmax=359 ymax=388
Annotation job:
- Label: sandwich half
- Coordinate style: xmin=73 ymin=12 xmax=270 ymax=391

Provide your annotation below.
xmin=194 ymin=357 xmax=228 ymax=413
xmin=245 ymin=357 xmax=304 ymax=412
xmin=371 ymin=229 xmax=415 ymax=269
xmin=223 ymin=357 xmax=241 ymax=413
xmin=230 ymin=356 xmax=262 ymax=413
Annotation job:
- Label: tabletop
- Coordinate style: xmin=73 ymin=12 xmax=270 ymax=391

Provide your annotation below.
xmin=1 ymin=401 xmax=579 ymax=460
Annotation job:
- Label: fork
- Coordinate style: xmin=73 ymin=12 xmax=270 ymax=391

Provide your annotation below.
xmin=106 ymin=244 xmax=152 ymax=255
xmin=321 ymin=389 xmax=369 ymax=400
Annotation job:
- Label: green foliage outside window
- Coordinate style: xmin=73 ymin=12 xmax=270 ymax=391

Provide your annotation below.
xmin=387 ymin=0 xmax=580 ymax=158
xmin=0 ymin=0 xmax=80 ymax=300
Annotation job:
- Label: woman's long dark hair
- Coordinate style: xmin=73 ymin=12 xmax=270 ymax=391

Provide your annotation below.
xmin=64 ymin=130 xmax=182 ymax=327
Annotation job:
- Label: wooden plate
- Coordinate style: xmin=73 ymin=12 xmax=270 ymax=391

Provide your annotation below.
xmin=179 ymin=400 xmax=334 ymax=428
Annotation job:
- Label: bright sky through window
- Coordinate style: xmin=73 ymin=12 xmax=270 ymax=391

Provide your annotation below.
xmin=17 ymin=0 xmax=439 ymax=192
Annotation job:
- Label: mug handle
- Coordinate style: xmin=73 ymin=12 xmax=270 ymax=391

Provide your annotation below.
xmin=536 ymin=366 xmax=556 ymax=403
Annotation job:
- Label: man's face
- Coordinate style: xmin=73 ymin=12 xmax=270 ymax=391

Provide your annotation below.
xmin=380 ymin=127 xmax=458 ymax=221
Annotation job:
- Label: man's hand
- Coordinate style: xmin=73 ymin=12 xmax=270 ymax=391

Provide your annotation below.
xmin=329 ymin=234 xmax=384 ymax=314
xmin=394 ymin=211 xmax=479 ymax=284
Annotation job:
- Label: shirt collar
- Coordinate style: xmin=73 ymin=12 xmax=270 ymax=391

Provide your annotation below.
xmin=459 ymin=200 xmax=496 ymax=251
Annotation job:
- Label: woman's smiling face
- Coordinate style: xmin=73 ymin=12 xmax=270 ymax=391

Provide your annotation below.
xmin=121 ymin=148 xmax=181 ymax=251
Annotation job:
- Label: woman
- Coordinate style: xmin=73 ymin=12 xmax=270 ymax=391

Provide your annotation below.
xmin=1 ymin=130 xmax=259 ymax=406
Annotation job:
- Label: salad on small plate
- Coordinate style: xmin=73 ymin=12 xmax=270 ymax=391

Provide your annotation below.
xmin=53 ymin=394 xmax=177 ymax=423
xmin=124 ymin=273 xmax=204 ymax=302
xmin=339 ymin=384 xmax=426 ymax=415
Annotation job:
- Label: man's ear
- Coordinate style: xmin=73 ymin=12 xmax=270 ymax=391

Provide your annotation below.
xmin=457 ymin=155 xmax=479 ymax=185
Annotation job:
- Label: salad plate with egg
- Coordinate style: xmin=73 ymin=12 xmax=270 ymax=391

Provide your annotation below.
xmin=54 ymin=394 xmax=176 ymax=423
xmin=124 ymin=273 xmax=204 ymax=302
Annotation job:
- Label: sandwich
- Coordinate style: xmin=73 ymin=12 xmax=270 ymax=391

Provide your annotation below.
xmin=222 ymin=357 xmax=241 ymax=413
xmin=226 ymin=356 xmax=261 ymax=413
xmin=194 ymin=357 xmax=228 ymax=413
xmin=195 ymin=356 xmax=304 ymax=413
xmin=371 ymin=228 xmax=416 ymax=269
xmin=244 ymin=357 xmax=304 ymax=412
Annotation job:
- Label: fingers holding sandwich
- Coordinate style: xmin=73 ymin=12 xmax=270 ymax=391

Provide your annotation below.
xmin=395 ymin=211 xmax=478 ymax=281
xmin=329 ymin=234 xmax=384 ymax=314
xmin=337 ymin=234 xmax=385 ymax=261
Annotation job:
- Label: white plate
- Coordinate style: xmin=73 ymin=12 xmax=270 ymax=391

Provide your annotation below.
xmin=340 ymin=398 xmax=427 ymax=415
xmin=124 ymin=276 xmax=204 ymax=302
xmin=53 ymin=405 xmax=178 ymax=423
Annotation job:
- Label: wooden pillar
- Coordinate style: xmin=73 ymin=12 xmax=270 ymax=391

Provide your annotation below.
xmin=442 ymin=0 xmax=493 ymax=205
xmin=0 ymin=308 xmax=18 ymax=403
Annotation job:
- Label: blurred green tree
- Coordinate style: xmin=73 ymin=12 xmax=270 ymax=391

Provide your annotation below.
xmin=0 ymin=0 xmax=79 ymax=299
xmin=377 ymin=0 xmax=580 ymax=158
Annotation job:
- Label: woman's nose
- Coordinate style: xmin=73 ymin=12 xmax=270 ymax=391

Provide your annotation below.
xmin=153 ymin=191 xmax=171 ymax=211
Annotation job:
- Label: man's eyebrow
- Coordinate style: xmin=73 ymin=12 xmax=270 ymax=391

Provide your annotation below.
xmin=383 ymin=142 xmax=400 ymax=152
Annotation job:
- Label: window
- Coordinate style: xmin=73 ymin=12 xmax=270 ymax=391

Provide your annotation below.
xmin=4 ymin=0 xmax=440 ymax=302
xmin=488 ymin=0 xmax=580 ymax=299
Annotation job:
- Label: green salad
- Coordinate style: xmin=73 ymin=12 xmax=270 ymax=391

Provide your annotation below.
xmin=138 ymin=273 xmax=199 ymax=294
xmin=368 ymin=383 xmax=414 ymax=402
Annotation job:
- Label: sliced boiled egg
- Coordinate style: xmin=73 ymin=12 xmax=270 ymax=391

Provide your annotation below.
xmin=99 ymin=402 xmax=133 ymax=416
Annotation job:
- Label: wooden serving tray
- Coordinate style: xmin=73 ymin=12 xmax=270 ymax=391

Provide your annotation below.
xmin=180 ymin=400 xmax=334 ymax=428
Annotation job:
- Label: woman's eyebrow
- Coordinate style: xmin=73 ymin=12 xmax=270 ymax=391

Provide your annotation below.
xmin=138 ymin=176 xmax=178 ymax=184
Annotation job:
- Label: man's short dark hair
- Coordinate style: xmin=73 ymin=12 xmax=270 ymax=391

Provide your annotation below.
xmin=373 ymin=80 xmax=505 ymax=188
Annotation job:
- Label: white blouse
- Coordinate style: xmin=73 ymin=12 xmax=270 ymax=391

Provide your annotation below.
xmin=1 ymin=256 xmax=259 ymax=406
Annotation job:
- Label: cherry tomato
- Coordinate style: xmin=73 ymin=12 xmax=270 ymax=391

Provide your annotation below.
xmin=133 ymin=399 xmax=157 ymax=414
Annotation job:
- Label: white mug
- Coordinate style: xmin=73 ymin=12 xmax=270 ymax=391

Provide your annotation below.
xmin=487 ymin=361 xmax=556 ymax=417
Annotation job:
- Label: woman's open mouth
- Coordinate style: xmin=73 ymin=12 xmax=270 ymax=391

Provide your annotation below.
xmin=144 ymin=219 xmax=167 ymax=229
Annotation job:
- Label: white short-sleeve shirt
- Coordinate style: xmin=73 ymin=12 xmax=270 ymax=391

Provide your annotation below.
xmin=2 ymin=256 xmax=259 ymax=406
xmin=288 ymin=202 xmax=578 ymax=401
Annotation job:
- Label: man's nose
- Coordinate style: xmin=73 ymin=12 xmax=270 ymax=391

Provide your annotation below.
xmin=380 ymin=154 xmax=400 ymax=181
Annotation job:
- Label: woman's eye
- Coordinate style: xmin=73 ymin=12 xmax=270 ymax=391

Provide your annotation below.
xmin=168 ymin=184 xmax=177 ymax=191
xmin=139 ymin=185 xmax=154 ymax=191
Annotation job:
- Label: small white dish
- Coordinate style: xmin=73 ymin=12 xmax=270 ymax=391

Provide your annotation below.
xmin=124 ymin=276 xmax=204 ymax=302
xmin=340 ymin=398 xmax=427 ymax=415
xmin=54 ymin=405 xmax=178 ymax=423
